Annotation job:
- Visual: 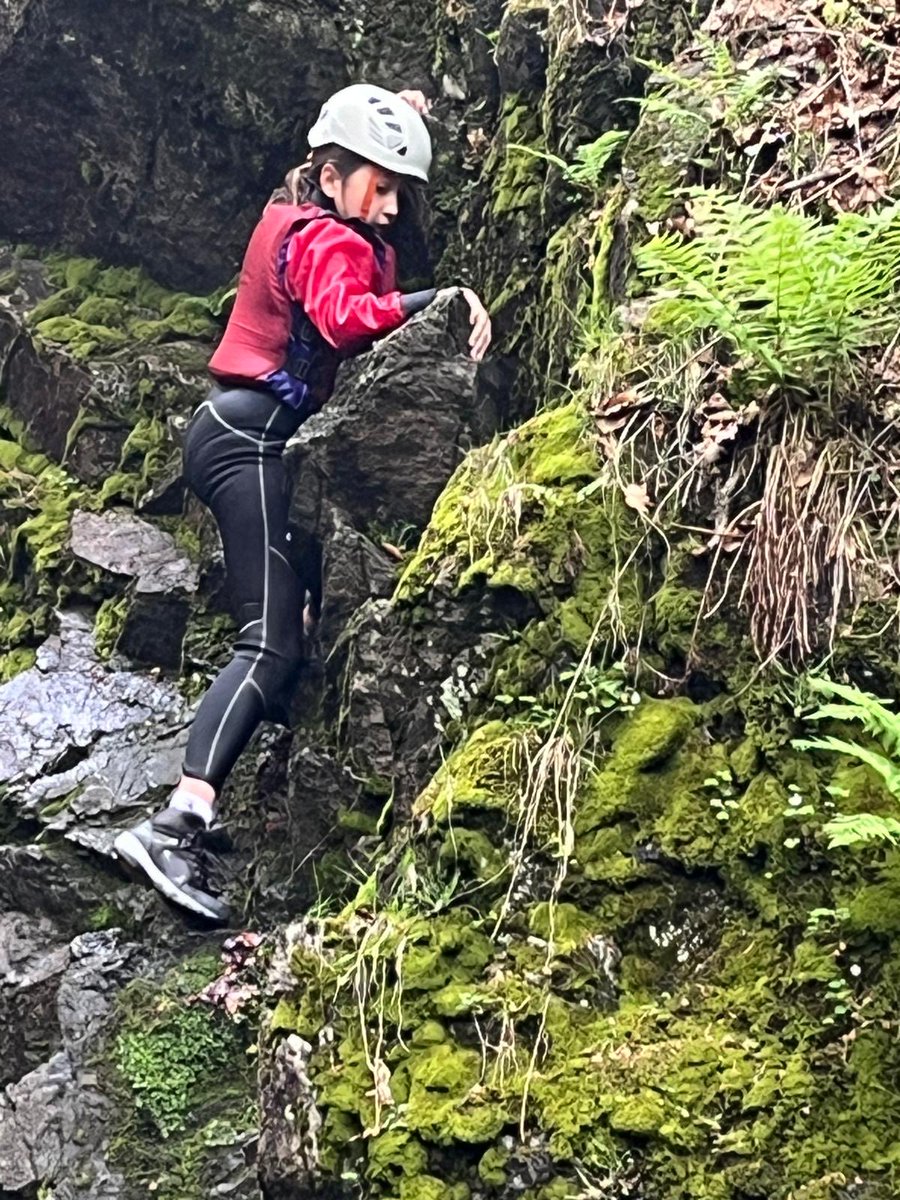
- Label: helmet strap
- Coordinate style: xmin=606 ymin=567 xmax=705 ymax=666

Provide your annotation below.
xmin=359 ymin=169 xmax=380 ymax=222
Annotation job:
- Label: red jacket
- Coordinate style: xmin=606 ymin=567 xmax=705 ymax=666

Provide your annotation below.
xmin=208 ymin=202 xmax=406 ymax=412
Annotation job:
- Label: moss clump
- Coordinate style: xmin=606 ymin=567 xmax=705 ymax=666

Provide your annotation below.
xmin=415 ymin=720 xmax=525 ymax=822
xmin=27 ymin=251 xmax=218 ymax=363
xmin=109 ymin=953 xmax=256 ymax=1198
xmin=397 ymin=401 xmax=615 ymax=605
xmin=93 ymin=594 xmax=130 ymax=660
xmin=33 ymin=315 xmax=129 ymax=360
xmin=0 ymin=646 xmax=36 ymax=682
xmin=115 ymin=1003 xmax=239 ymax=1137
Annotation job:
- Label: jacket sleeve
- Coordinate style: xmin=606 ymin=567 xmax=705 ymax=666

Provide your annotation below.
xmin=283 ymin=219 xmax=408 ymax=352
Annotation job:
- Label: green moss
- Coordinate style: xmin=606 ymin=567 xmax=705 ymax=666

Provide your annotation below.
xmin=115 ymin=1004 xmax=240 ymax=1137
xmin=0 ymin=646 xmax=36 ymax=682
xmin=399 ymin=1175 xmax=469 ymax=1200
xmin=528 ymin=901 xmax=600 ymax=954
xmin=415 ymin=720 xmax=524 ymax=822
xmin=397 ymin=401 xmax=599 ymax=604
xmin=74 ymin=295 xmax=129 ymax=327
xmin=94 ymin=594 xmax=130 ymax=660
xmin=87 ymin=902 xmax=130 ymax=931
xmin=109 ymin=953 xmax=256 ymax=1197
xmin=367 ymin=1130 xmax=429 ymax=1185
xmin=33 ymin=315 xmax=128 ymax=359
xmin=27 ymin=287 xmax=85 ymax=325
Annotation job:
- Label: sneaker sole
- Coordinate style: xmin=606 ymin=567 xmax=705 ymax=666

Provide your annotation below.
xmin=113 ymin=830 xmax=230 ymax=923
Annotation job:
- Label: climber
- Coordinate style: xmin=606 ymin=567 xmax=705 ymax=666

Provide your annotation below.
xmin=113 ymin=84 xmax=492 ymax=923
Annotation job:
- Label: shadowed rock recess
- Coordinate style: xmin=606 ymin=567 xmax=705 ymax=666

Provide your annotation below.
xmin=3 ymin=0 xmax=900 ymax=1197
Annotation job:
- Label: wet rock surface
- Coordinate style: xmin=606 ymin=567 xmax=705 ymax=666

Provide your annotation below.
xmin=70 ymin=510 xmax=200 ymax=667
xmin=69 ymin=510 xmax=199 ymax=595
xmin=0 ymin=0 xmax=350 ymax=291
xmin=0 ymin=609 xmax=186 ymax=792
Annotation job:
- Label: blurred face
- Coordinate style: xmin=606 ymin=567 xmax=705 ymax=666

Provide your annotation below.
xmin=318 ymin=162 xmax=401 ymax=226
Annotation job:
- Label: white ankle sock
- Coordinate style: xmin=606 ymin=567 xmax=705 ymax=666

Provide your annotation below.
xmin=169 ymin=790 xmax=214 ymax=825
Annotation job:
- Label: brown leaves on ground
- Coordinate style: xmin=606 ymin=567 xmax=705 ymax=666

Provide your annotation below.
xmin=592 ymin=385 xmax=648 ymax=434
xmin=195 ymin=930 xmax=265 ymax=1018
xmin=703 ymin=0 xmax=900 ymax=212
xmin=695 ymin=393 xmax=760 ymax=465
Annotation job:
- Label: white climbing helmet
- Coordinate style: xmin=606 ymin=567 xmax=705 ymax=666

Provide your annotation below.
xmin=307 ymin=83 xmax=432 ymax=183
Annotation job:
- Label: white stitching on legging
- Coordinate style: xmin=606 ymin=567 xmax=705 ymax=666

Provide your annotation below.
xmin=203 ymin=404 xmax=282 ymax=776
xmin=198 ymin=399 xmax=285 ymax=446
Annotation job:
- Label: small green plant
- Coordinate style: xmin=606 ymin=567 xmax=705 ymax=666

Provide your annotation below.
xmin=115 ymin=1001 xmax=242 ymax=1138
xmin=793 ymin=678 xmax=900 ymax=848
xmin=637 ymin=38 xmax=775 ymax=145
xmin=507 ymin=129 xmax=629 ymax=191
xmin=702 ymin=766 xmax=738 ymax=822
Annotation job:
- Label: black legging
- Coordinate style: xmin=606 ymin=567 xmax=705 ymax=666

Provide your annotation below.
xmin=181 ymin=384 xmax=307 ymax=790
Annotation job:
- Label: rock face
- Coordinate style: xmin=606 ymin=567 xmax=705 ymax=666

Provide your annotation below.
xmin=0 ymin=928 xmax=140 ymax=1198
xmin=70 ymin=510 xmax=199 ymax=667
xmin=288 ymin=292 xmax=496 ymax=535
xmin=0 ymin=0 xmax=350 ymax=290
xmin=287 ymin=289 xmax=512 ymax=664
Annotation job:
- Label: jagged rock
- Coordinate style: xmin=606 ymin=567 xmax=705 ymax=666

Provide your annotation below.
xmin=287 ymin=292 xmax=501 ymax=536
xmin=333 ymin=586 xmax=537 ymax=811
xmin=314 ymin=502 xmax=397 ymax=655
xmin=0 ymin=609 xmax=188 ymax=825
xmin=0 ymin=0 xmax=353 ymax=290
xmin=0 ymin=913 xmax=70 ymax=1088
xmin=0 ymin=929 xmax=139 ymax=1198
xmin=70 ymin=509 xmax=198 ymax=594
xmin=70 ymin=508 xmax=199 ymax=667
xmin=258 ymin=924 xmax=340 ymax=1200
xmin=258 ymin=1032 xmax=330 ymax=1200
xmin=0 ymin=845 xmax=129 ymax=931
xmin=495 ymin=1 xmax=549 ymax=94
xmin=0 ymin=247 xmax=209 ymax=482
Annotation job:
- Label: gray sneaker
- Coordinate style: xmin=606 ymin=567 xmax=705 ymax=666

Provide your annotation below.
xmin=114 ymin=808 xmax=232 ymax=923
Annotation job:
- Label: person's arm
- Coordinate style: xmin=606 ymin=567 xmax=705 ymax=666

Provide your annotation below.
xmin=284 ymin=221 xmax=409 ymax=352
xmin=402 ymin=287 xmax=437 ymax=316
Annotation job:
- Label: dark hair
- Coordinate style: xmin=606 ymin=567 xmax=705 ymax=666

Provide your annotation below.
xmin=267 ymin=144 xmax=430 ymax=281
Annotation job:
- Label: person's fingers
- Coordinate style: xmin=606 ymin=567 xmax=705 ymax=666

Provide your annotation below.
xmin=469 ymin=313 xmax=491 ymax=361
xmin=398 ymin=89 xmax=430 ymax=114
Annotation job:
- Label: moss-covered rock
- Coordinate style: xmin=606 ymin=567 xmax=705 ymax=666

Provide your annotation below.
xmin=108 ymin=953 xmax=257 ymax=1196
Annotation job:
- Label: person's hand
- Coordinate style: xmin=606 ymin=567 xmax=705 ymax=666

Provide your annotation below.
xmin=397 ymin=89 xmax=431 ymax=115
xmin=437 ymin=286 xmax=492 ymax=362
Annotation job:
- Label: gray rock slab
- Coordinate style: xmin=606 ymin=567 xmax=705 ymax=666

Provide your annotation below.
xmin=0 ymin=610 xmax=186 ymax=791
xmin=69 ymin=509 xmax=198 ymax=594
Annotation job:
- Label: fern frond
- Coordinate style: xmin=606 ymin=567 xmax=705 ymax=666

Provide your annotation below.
xmin=807 ymin=678 xmax=900 ymax=756
xmin=822 ymin=813 xmax=900 ymax=849
xmin=634 ymin=191 xmax=900 ymax=400
xmin=565 ymin=131 xmax=629 ymax=187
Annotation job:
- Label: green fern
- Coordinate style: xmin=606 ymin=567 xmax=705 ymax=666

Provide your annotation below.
xmin=793 ymin=678 xmax=900 ymax=849
xmin=639 ymin=37 xmax=775 ymax=137
xmin=634 ymin=191 xmax=900 ymax=400
xmin=506 ymin=129 xmax=628 ymax=191
xmin=565 ymin=131 xmax=629 ymax=188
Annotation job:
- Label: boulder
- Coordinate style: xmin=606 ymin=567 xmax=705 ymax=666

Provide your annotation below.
xmin=69 ymin=509 xmax=199 ymax=668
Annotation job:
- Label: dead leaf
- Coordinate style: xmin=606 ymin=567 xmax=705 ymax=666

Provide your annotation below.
xmin=623 ymin=481 xmax=652 ymax=516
